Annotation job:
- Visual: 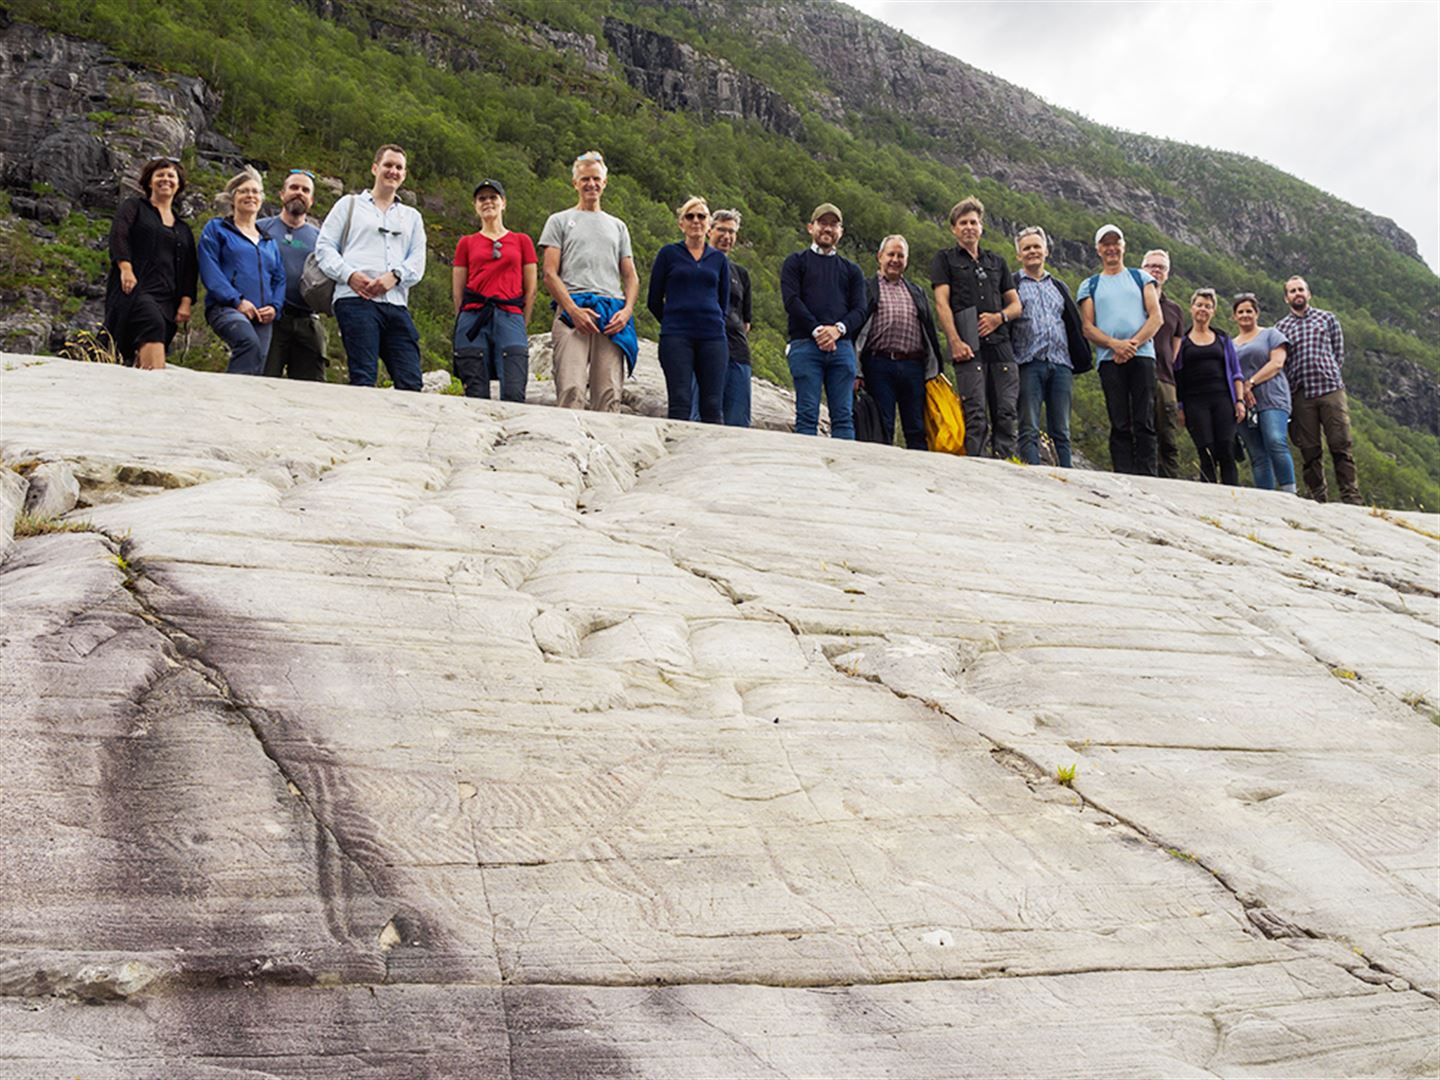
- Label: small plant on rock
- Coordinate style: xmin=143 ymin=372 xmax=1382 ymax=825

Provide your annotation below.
xmin=1055 ymin=763 xmax=1077 ymax=787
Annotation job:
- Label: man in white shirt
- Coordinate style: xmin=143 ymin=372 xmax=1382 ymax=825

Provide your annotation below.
xmin=315 ymin=143 xmax=427 ymax=390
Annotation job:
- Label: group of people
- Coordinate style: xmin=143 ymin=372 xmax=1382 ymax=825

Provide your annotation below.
xmin=101 ymin=147 xmax=1362 ymax=504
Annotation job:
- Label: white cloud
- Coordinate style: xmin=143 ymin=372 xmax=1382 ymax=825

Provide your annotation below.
xmin=848 ymin=0 xmax=1440 ymax=272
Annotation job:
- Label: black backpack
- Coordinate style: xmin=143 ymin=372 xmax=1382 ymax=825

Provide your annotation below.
xmin=853 ymin=385 xmax=887 ymax=444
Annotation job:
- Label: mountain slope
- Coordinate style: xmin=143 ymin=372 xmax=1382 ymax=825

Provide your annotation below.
xmin=1 ymin=0 xmax=1436 ymax=508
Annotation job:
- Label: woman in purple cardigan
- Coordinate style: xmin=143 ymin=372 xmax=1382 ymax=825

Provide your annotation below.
xmin=1175 ymin=287 xmax=1246 ymax=485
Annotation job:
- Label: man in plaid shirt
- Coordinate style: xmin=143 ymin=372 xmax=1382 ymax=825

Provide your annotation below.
xmin=1275 ymin=276 xmax=1361 ymax=504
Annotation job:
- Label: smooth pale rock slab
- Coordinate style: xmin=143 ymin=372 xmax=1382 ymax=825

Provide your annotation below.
xmin=20 ymin=459 xmax=80 ymax=519
xmin=0 ymin=463 xmax=26 ymax=553
xmin=1 ymin=354 xmax=1436 ymax=1075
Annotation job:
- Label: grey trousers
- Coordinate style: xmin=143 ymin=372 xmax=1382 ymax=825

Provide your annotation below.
xmin=954 ymin=346 xmax=1019 ymax=458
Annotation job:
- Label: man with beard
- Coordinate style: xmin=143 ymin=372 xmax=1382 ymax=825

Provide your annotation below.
xmin=258 ymin=169 xmax=327 ymax=380
xmin=1275 ymin=275 xmax=1361 ymax=503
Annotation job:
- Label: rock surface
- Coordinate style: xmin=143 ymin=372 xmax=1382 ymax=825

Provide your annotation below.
xmin=1 ymin=354 xmax=1437 ymax=1075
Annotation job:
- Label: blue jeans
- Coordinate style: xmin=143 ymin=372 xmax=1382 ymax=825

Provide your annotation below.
xmin=689 ymin=360 xmax=753 ymax=427
xmin=333 ymin=297 xmax=423 ymax=391
xmin=1018 ymin=360 xmax=1074 ymax=467
xmin=787 ymin=338 xmax=856 ymax=439
xmin=207 ymin=305 xmax=274 ymax=376
xmin=861 ymin=355 xmax=927 ymax=449
xmin=453 ymin=308 xmax=528 ymax=401
xmin=660 ymin=335 xmax=727 ymax=422
xmin=1241 ymin=407 xmax=1296 ymax=491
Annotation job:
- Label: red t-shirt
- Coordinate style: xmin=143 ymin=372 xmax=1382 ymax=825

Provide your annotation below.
xmin=453 ymin=230 xmax=536 ymax=313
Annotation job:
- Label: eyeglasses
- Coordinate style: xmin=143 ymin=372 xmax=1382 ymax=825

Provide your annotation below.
xmin=378 ymin=226 xmax=403 ymax=237
xmin=288 ymin=169 xmax=316 ymax=180
xmin=682 ymin=212 xmax=709 ymax=221
xmin=1141 ymin=262 xmax=1168 ymax=272
xmin=1232 ymin=292 xmax=1258 ymax=303
xmin=973 ymin=264 xmax=989 ymax=282
xmin=491 ymin=239 xmax=503 ymax=261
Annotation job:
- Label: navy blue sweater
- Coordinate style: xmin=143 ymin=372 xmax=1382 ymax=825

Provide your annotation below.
xmin=780 ymin=248 xmax=867 ymax=343
xmin=647 ymin=243 xmax=730 ymax=340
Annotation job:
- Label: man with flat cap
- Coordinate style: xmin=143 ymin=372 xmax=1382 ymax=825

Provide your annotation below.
xmin=779 ymin=202 xmax=867 ymax=439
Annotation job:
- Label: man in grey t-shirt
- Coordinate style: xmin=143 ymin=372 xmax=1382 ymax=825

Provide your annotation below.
xmin=538 ymin=151 xmax=639 ymax=412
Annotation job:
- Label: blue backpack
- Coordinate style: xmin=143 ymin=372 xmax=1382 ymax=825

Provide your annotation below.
xmin=1081 ymin=266 xmax=1149 ymax=300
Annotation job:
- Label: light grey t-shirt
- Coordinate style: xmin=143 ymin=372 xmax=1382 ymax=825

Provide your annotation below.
xmin=538 ymin=207 xmax=633 ymax=300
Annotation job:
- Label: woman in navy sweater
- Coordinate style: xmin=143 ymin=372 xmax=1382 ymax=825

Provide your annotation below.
xmin=647 ymin=196 xmax=730 ymax=422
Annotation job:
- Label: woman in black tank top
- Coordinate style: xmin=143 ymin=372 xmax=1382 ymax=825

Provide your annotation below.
xmin=1174 ymin=288 xmax=1246 ymax=485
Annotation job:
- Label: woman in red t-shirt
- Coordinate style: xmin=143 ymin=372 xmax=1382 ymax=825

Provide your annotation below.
xmin=451 ymin=179 xmax=537 ymax=401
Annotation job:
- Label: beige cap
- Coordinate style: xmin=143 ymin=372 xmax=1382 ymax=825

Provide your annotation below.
xmin=810 ymin=202 xmax=843 ymax=224
xmin=1094 ymin=223 xmax=1124 ymax=245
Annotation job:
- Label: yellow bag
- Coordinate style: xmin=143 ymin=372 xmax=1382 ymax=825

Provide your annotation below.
xmin=925 ymin=374 xmax=966 ymax=455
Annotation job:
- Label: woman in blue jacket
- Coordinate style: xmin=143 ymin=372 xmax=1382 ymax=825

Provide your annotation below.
xmin=647 ymin=196 xmax=730 ymax=422
xmin=198 ymin=169 xmax=286 ymax=375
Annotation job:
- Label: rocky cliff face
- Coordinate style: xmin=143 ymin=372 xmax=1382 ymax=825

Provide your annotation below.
xmin=2 ymin=354 xmax=1437 ymax=1072
xmin=0 ymin=20 xmax=240 ymax=210
xmin=602 ymin=17 xmax=804 ymax=139
xmin=0 ymin=19 xmax=243 ymax=354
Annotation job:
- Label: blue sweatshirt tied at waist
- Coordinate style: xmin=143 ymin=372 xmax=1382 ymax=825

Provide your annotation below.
xmin=557 ymin=292 xmax=639 ymax=374
xmin=198 ymin=217 xmax=286 ymax=313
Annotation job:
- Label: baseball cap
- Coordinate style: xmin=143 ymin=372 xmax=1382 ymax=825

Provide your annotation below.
xmin=1094 ymin=223 xmax=1124 ymax=244
xmin=473 ymin=178 xmax=506 ymax=198
xmin=810 ymin=202 xmax=843 ymax=224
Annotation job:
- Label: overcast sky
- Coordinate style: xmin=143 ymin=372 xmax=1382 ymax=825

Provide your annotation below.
xmin=848 ymin=1 xmax=1440 ymax=272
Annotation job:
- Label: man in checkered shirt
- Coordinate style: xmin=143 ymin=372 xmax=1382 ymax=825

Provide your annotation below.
xmin=1275 ymin=276 xmax=1361 ymax=504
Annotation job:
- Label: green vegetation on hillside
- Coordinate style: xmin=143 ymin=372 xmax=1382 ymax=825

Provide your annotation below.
xmin=9 ymin=0 xmax=1439 ymax=510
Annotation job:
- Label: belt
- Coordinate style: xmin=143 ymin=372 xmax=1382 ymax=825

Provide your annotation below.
xmin=869 ymin=350 xmax=924 ymax=362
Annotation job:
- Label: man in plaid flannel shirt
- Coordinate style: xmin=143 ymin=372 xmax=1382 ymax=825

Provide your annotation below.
xmin=1275 ymin=276 xmax=1361 ymax=504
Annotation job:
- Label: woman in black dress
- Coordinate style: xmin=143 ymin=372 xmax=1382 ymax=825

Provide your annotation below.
xmin=1174 ymin=287 xmax=1246 ymax=485
xmin=103 ymin=158 xmax=198 ymax=369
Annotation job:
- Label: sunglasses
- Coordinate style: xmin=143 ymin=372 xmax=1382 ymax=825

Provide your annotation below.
xmin=491 ymin=239 xmax=503 ymax=260
xmin=288 ymin=169 xmax=316 ymax=180
xmin=1233 ymin=292 xmax=1258 ymax=303
xmin=378 ymin=225 xmax=403 ymax=237
xmin=682 ymin=212 xmax=709 ymax=221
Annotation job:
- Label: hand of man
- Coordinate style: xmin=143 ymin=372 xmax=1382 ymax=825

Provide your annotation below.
xmin=236 ymin=299 xmax=260 ymax=322
xmin=813 ymin=324 xmax=841 ymax=351
xmin=603 ymin=306 xmax=632 ymax=336
xmin=1235 ymin=400 xmax=1247 ymax=423
xmin=1244 ymin=386 xmax=1257 ymax=408
xmin=1112 ymin=338 xmax=1138 ymax=363
xmin=951 ymin=341 xmax=975 ymax=362
xmin=120 ymin=266 xmax=138 ymax=294
xmin=371 ymin=272 xmax=399 ymax=296
xmin=255 ymin=305 xmax=277 ymax=325
xmin=977 ymin=311 xmax=1003 ymax=337
xmin=175 ymin=298 xmax=192 ymax=326
xmin=348 ymin=271 xmax=375 ymax=298
xmin=568 ymin=305 xmax=601 ymax=335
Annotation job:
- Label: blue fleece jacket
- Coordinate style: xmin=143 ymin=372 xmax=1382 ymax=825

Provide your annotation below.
xmin=198 ymin=217 xmax=286 ymax=312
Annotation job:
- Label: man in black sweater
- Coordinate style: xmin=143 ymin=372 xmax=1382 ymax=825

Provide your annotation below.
xmin=779 ymin=203 xmax=868 ymax=438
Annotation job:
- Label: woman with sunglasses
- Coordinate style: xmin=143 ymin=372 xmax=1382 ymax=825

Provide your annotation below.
xmin=647 ymin=196 xmax=730 ymax=423
xmin=1174 ymin=287 xmax=1245 ymax=485
xmin=451 ymin=178 xmax=537 ymax=401
xmin=1231 ymin=294 xmax=1296 ymax=493
xmin=103 ymin=157 xmax=198 ymax=369
xmin=198 ymin=168 xmax=286 ymax=375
